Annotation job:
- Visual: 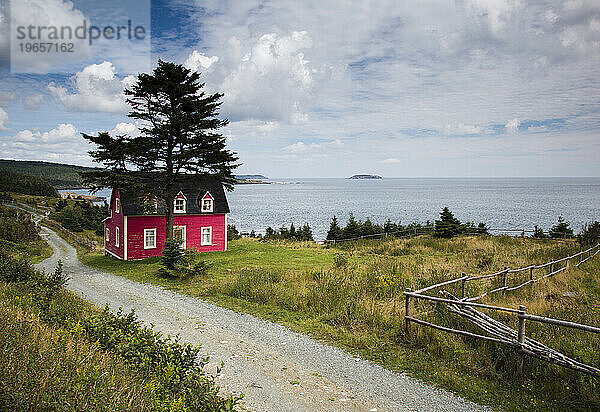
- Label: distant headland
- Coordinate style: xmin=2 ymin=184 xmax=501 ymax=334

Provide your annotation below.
xmin=348 ymin=174 xmax=382 ymax=179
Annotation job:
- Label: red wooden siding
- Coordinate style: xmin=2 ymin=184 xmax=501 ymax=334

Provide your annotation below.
xmin=104 ymin=189 xmax=124 ymax=259
xmin=126 ymin=214 xmax=226 ymax=260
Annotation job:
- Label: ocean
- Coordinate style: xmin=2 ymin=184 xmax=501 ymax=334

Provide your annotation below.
xmin=61 ymin=177 xmax=600 ymax=241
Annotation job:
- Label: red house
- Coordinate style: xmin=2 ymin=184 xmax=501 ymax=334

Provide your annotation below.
xmin=103 ymin=176 xmax=230 ymax=260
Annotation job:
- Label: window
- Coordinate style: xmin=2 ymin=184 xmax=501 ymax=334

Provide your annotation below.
xmin=105 ymin=227 xmax=110 ymax=242
xmin=144 ymin=228 xmax=156 ymax=249
xmin=202 ymin=198 xmax=213 ymax=212
xmin=173 ymin=226 xmax=186 ymax=249
xmin=174 ymin=198 xmax=186 ymax=213
xmin=115 ymin=198 xmax=120 ymax=213
xmin=200 ymin=192 xmax=213 ymax=213
xmin=115 ymin=226 xmax=120 ymax=247
xmin=201 ymin=227 xmax=212 ymax=246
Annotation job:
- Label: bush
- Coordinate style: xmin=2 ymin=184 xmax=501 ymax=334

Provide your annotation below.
xmin=82 ymin=307 xmax=240 ymax=410
xmin=579 ymin=221 xmax=600 ymax=247
xmin=227 ymin=224 xmax=241 ymax=240
xmin=532 ymin=225 xmax=547 ymax=238
xmin=159 ymin=240 xmax=212 ymax=279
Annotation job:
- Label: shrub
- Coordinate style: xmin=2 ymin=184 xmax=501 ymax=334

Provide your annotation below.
xmin=159 ymin=238 xmax=185 ymax=277
xmin=579 ymin=221 xmax=600 ymax=247
xmin=227 ymin=224 xmax=241 ymax=240
xmin=533 ymin=225 xmax=547 ymax=238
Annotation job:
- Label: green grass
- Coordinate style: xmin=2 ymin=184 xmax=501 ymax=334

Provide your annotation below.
xmin=75 ymin=234 xmax=600 ymax=411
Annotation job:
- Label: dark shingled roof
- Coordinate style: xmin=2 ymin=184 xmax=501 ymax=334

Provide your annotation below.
xmin=117 ymin=175 xmax=230 ymax=216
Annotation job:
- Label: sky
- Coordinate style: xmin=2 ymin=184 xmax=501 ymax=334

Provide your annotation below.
xmin=0 ymin=0 xmax=599 ymax=178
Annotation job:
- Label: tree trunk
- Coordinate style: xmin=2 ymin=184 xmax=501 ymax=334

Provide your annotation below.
xmin=165 ymin=195 xmax=175 ymax=241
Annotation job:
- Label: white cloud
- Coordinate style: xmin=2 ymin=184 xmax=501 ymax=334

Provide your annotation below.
xmin=111 ymin=122 xmax=139 ymax=136
xmin=0 ymin=123 xmax=97 ymax=165
xmin=185 ymin=30 xmax=317 ymax=123
xmin=48 ymin=61 xmax=134 ymax=112
xmin=184 ymin=51 xmax=219 ymax=72
xmin=505 ymin=118 xmax=520 ymax=133
xmin=23 ymin=94 xmax=44 ymax=110
xmin=380 ymin=158 xmax=400 ymax=164
xmin=282 ymin=138 xmax=343 ymax=154
xmin=0 ymin=108 xmax=9 ymax=130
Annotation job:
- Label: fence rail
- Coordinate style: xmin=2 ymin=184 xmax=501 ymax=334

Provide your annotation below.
xmin=404 ymin=243 xmax=600 ymax=376
xmin=1 ymin=199 xmax=101 ymax=251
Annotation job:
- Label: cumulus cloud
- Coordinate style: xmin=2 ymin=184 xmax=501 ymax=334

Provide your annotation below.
xmin=505 ymin=118 xmax=521 ymax=133
xmin=257 ymin=121 xmax=279 ymax=132
xmin=23 ymin=94 xmax=44 ymax=110
xmin=380 ymin=158 xmax=400 ymax=164
xmin=0 ymin=123 xmax=96 ymax=165
xmin=111 ymin=122 xmax=139 ymax=136
xmin=184 ymin=51 xmax=219 ymax=72
xmin=183 ymin=30 xmax=317 ymax=123
xmin=48 ymin=61 xmax=134 ymax=112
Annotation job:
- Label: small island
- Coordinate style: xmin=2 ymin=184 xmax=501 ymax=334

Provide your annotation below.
xmin=348 ymin=174 xmax=382 ymax=179
xmin=235 ymin=174 xmax=270 ymax=184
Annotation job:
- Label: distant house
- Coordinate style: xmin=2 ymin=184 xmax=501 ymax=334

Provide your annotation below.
xmin=103 ymin=176 xmax=230 ymax=260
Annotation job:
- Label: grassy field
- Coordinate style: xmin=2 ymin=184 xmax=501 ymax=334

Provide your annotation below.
xmin=77 ymin=234 xmax=600 ymax=411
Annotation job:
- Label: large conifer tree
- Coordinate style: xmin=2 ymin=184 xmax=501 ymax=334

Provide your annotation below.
xmin=82 ymin=59 xmax=239 ymax=240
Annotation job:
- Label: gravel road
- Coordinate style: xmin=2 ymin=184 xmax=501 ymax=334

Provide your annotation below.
xmin=35 ymin=226 xmax=487 ymax=412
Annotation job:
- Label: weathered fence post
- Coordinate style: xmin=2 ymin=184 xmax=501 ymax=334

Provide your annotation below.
xmin=550 ymin=262 xmax=554 ymax=275
xmin=502 ymin=266 xmax=508 ymax=297
xmin=461 ymin=273 xmax=467 ymax=299
xmin=517 ymin=305 xmax=527 ymax=376
xmin=529 ymin=265 xmax=534 ymax=282
xmin=405 ymin=288 xmax=412 ymax=333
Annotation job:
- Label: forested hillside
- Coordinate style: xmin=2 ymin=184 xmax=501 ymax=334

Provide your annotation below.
xmin=0 ymin=160 xmax=96 ymax=188
xmin=0 ymin=171 xmax=58 ymax=197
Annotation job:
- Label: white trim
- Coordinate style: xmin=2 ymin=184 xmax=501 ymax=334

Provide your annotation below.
xmin=105 ymin=248 xmax=121 ymax=259
xmin=200 ymin=191 xmax=214 ymax=213
xmin=224 ymin=214 xmax=228 ymax=251
xmin=144 ymin=228 xmax=157 ymax=249
xmin=115 ymin=197 xmax=120 ymax=213
xmin=173 ymin=225 xmax=187 ymax=249
xmin=123 ymin=216 xmax=128 ymax=260
xmin=115 ymin=226 xmax=120 ymax=247
xmin=174 ymin=197 xmax=186 ymax=214
xmin=201 ymin=226 xmax=212 ymax=246
xmin=105 ymin=227 xmax=110 ymax=242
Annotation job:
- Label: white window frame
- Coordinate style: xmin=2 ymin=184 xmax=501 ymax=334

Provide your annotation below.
xmin=105 ymin=227 xmax=110 ymax=242
xmin=144 ymin=228 xmax=157 ymax=249
xmin=115 ymin=197 xmax=120 ymax=213
xmin=174 ymin=198 xmax=186 ymax=213
xmin=201 ymin=226 xmax=212 ymax=246
xmin=173 ymin=225 xmax=187 ymax=249
xmin=115 ymin=226 xmax=120 ymax=247
xmin=201 ymin=192 xmax=214 ymax=213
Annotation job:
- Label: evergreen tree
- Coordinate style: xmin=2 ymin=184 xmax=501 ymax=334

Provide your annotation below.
xmin=476 ymin=222 xmax=489 ymax=235
xmin=361 ymin=218 xmax=375 ymax=237
xmin=434 ymin=207 xmax=461 ymax=238
xmin=299 ymin=223 xmax=313 ymax=241
xmin=326 ymin=216 xmax=343 ymax=241
xmin=343 ymin=214 xmax=361 ymax=239
xmin=532 ymin=225 xmax=546 ymax=238
xmin=82 ymin=60 xmax=239 ymax=242
xmin=549 ymin=215 xmax=573 ymax=238
xmin=289 ymin=223 xmax=296 ymax=239
xmin=579 ymin=221 xmax=600 ymax=246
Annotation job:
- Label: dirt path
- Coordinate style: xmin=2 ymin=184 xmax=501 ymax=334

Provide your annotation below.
xmin=35 ymin=226 xmax=487 ymax=412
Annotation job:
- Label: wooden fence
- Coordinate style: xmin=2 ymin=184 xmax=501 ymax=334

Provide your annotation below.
xmin=322 ymin=226 xmax=575 ymax=245
xmin=404 ymin=243 xmax=600 ymax=376
xmin=1 ymin=200 xmax=101 ymax=251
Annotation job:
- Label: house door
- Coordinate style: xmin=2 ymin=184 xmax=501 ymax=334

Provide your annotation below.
xmin=173 ymin=226 xmax=186 ymax=249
